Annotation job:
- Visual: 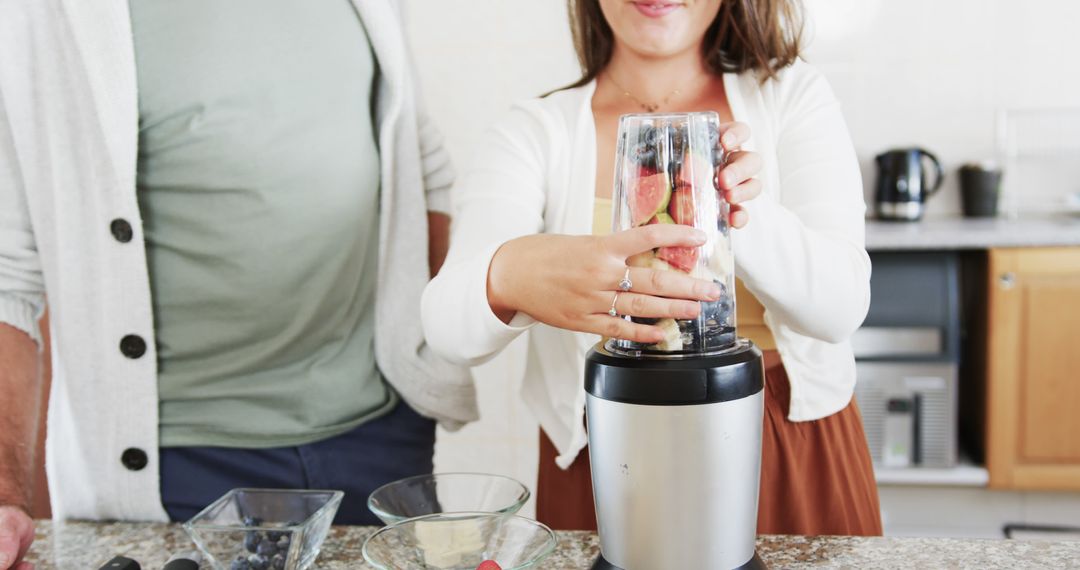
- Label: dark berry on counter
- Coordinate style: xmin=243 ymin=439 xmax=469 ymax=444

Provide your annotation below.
xmin=256 ymin=539 xmax=277 ymax=557
xmin=248 ymin=554 xmax=269 ymax=570
xmin=230 ymin=556 xmax=251 ymax=570
xmin=244 ymin=530 xmax=261 ymax=553
xmin=271 ymin=554 xmax=286 ymax=570
xmin=243 ymin=516 xmax=263 ymax=527
xmin=266 ymin=529 xmax=286 ymax=542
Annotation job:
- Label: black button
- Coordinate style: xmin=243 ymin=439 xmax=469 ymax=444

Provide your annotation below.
xmin=119 ymin=335 xmax=147 ymax=359
xmin=121 ymin=448 xmax=148 ymax=471
xmin=110 ymin=219 xmax=134 ymax=243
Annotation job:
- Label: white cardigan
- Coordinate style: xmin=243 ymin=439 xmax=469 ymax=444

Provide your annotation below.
xmin=0 ymin=0 xmax=476 ymax=521
xmin=422 ymin=61 xmax=871 ymax=468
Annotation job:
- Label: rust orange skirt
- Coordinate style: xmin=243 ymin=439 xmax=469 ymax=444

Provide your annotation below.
xmin=536 ymin=351 xmax=883 ymax=535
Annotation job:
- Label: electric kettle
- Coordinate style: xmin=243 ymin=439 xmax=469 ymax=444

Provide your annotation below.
xmin=874 ymin=148 xmax=944 ymax=221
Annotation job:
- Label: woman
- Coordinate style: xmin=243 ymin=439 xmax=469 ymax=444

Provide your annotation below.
xmin=422 ymin=0 xmax=880 ymax=535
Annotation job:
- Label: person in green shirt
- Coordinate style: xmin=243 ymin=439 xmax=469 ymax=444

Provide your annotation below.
xmin=0 ymin=2 xmax=472 ymax=560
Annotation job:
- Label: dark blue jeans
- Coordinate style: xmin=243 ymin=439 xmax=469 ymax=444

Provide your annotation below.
xmin=159 ymin=401 xmax=435 ymax=525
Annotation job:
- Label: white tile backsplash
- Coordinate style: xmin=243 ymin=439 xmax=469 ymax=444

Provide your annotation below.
xmin=407 ymin=0 xmax=1080 ymax=531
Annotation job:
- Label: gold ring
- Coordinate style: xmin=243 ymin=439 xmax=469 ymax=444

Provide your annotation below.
xmin=608 ymin=292 xmax=620 ymax=317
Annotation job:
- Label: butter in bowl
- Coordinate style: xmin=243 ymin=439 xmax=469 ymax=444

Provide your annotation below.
xmin=362 ymin=512 xmax=556 ymax=570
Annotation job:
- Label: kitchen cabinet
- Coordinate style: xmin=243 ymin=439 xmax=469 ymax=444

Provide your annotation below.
xmin=985 ymin=247 xmax=1080 ymax=490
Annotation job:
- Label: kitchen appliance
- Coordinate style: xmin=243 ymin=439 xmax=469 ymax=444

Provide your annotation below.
xmin=875 ymin=148 xmax=945 ymax=221
xmin=586 ymin=112 xmax=766 ymax=569
xmin=959 ymin=161 xmax=1002 ymax=218
xmin=852 ymin=252 xmax=960 ymax=468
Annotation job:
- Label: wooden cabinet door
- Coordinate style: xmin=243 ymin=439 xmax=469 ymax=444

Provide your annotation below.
xmin=986 ymin=248 xmax=1080 ymax=490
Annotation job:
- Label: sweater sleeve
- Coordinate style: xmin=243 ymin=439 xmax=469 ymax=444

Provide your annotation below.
xmin=0 ymin=89 xmax=44 ymax=346
xmin=733 ymin=62 xmax=871 ymax=344
xmin=421 ymin=104 xmax=549 ymax=365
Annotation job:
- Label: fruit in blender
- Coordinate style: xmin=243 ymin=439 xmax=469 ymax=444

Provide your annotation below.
xmin=476 ymin=561 xmax=503 ymax=570
xmin=668 ymin=187 xmax=695 ymax=225
xmin=648 ymin=212 xmax=675 ymax=225
xmin=629 ymin=172 xmax=672 ymax=226
xmin=657 ymin=246 xmax=700 ymax=273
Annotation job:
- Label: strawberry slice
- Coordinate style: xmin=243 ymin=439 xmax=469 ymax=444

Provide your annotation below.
xmin=476 ymin=561 xmax=503 ymax=570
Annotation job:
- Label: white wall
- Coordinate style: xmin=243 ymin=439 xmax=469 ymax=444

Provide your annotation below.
xmin=406 ymin=0 xmax=1080 ymax=525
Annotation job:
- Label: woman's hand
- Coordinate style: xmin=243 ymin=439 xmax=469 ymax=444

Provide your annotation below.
xmin=716 ymin=122 xmax=763 ymax=228
xmin=487 ymin=224 xmax=722 ymax=344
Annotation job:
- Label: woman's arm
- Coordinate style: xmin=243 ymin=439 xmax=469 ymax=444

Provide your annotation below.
xmin=421 ymin=105 xmax=551 ymax=366
xmin=734 ymin=63 xmax=872 ymax=343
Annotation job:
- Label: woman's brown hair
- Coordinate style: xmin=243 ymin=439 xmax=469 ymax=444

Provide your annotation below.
xmin=566 ymin=0 xmax=804 ymax=86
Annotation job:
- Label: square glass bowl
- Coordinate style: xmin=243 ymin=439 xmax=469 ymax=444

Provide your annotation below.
xmin=184 ymin=488 xmax=343 ymax=570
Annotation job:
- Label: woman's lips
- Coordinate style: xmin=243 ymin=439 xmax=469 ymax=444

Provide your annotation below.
xmin=632 ymin=1 xmax=683 ymax=18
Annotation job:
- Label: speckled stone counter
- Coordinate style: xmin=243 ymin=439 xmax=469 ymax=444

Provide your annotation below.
xmin=865 ymin=215 xmax=1080 ymax=251
xmin=23 ymin=520 xmax=1080 ymax=569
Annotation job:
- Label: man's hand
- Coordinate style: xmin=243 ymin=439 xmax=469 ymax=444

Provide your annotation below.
xmin=0 ymin=506 xmax=33 ymax=570
xmin=0 ymin=324 xmax=41 ymax=570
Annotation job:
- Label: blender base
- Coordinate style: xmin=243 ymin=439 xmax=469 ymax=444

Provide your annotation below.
xmin=591 ymin=551 xmax=767 ymax=569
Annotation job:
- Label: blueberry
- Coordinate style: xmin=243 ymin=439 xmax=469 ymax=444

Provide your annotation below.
xmin=271 ymin=554 xmax=286 ymax=570
xmin=266 ymin=529 xmax=286 ymax=542
xmin=640 ymin=125 xmax=659 ymax=146
xmin=248 ymin=554 xmax=269 ymax=570
xmin=230 ymin=556 xmax=251 ymax=570
xmin=243 ymin=516 xmax=263 ymax=527
xmin=631 ymin=144 xmax=658 ymax=169
xmin=713 ymin=146 xmax=726 ymax=167
xmin=256 ymin=539 xmax=277 ymax=557
xmin=243 ymin=531 xmax=261 ymax=553
xmin=707 ymin=122 xmax=721 ymax=149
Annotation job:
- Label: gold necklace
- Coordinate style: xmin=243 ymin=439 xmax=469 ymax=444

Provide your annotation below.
xmin=607 ymin=73 xmax=682 ymax=113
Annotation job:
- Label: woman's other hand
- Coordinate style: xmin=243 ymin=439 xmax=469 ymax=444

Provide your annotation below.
xmin=487 ymin=224 xmax=722 ymax=343
xmin=716 ymin=122 xmax=762 ymax=228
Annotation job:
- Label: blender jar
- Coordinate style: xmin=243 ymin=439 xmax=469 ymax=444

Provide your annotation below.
xmin=607 ymin=112 xmax=737 ymax=356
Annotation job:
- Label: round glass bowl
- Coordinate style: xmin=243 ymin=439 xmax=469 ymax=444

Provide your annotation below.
xmin=367 ymin=473 xmax=530 ymax=525
xmin=362 ymin=512 xmax=556 ymax=570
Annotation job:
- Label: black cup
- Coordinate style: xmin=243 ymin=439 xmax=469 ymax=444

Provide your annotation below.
xmin=959 ymin=162 xmax=1002 ymax=218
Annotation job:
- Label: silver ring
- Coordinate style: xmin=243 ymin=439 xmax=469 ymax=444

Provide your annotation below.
xmin=618 ymin=267 xmax=633 ymax=292
xmin=608 ymin=292 xmax=620 ymax=317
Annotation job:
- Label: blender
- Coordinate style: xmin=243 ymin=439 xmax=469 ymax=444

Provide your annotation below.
xmin=586 ymin=112 xmax=767 ymax=569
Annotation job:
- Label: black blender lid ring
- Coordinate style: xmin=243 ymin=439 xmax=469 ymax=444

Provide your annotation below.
xmin=585 ymin=340 xmax=764 ymax=405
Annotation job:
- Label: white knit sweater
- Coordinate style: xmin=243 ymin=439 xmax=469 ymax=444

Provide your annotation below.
xmin=422 ymin=61 xmax=871 ymax=469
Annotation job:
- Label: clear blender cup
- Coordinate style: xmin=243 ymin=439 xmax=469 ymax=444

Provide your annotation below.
xmin=607 ymin=112 xmax=737 ymax=356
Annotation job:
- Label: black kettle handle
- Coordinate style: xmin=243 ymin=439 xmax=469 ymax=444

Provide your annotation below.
xmin=918 ymin=149 xmax=945 ymax=196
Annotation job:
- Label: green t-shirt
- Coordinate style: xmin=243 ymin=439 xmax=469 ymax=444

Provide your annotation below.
xmin=130 ymin=0 xmax=395 ymax=448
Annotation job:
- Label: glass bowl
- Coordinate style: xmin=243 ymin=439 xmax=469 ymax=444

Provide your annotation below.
xmin=367 ymin=473 xmax=530 ymax=525
xmin=183 ymin=488 xmax=343 ymax=570
xmin=362 ymin=512 xmax=556 ymax=570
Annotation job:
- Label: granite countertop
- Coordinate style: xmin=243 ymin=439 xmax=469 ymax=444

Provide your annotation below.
xmin=24 ymin=520 xmax=1080 ymax=569
xmin=865 ymin=215 xmax=1080 ymax=251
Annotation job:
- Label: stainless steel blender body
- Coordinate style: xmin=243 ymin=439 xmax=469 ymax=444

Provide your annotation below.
xmin=585 ymin=343 xmax=767 ymax=570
